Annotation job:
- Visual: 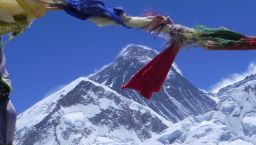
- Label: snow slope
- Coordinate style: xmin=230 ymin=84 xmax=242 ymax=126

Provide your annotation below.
xmin=142 ymin=74 xmax=256 ymax=145
xmin=15 ymin=78 xmax=171 ymax=145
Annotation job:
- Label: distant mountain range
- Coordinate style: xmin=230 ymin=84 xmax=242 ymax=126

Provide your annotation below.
xmin=15 ymin=44 xmax=220 ymax=145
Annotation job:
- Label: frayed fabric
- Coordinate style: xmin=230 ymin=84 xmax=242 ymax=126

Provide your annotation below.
xmin=0 ymin=99 xmax=16 ymax=145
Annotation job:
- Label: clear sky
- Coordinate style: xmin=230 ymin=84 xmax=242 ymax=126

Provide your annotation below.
xmin=5 ymin=0 xmax=256 ymax=113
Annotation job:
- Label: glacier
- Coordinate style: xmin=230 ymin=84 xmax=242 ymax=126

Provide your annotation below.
xmin=142 ymin=74 xmax=256 ymax=145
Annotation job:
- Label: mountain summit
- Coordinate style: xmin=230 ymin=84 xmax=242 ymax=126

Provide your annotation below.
xmin=89 ymin=44 xmax=216 ymax=122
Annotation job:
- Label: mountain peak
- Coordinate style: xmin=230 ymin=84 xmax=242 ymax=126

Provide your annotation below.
xmin=218 ymin=73 xmax=256 ymax=95
xmin=90 ymin=44 xmax=216 ymax=122
xmin=244 ymin=73 xmax=256 ymax=81
xmin=15 ymin=77 xmax=170 ymax=145
xmin=117 ymin=44 xmax=158 ymax=60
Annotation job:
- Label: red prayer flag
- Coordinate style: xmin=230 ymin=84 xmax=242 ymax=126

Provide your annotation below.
xmin=121 ymin=43 xmax=180 ymax=99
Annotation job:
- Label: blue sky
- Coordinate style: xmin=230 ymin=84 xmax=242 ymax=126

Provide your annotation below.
xmin=5 ymin=0 xmax=256 ymax=113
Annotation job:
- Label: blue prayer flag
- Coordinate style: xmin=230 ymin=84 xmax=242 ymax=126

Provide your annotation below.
xmin=64 ymin=0 xmax=124 ymax=25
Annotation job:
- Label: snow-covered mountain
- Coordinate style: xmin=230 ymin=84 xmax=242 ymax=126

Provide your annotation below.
xmin=15 ymin=78 xmax=171 ymax=145
xmin=14 ymin=44 xmax=216 ymax=145
xmin=89 ymin=44 xmax=216 ymax=122
xmin=142 ymin=74 xmax=256 ymax=145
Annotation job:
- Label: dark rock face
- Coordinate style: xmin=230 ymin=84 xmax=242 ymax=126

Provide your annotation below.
xmin=89 ymin=44 xmax=216 ymax=122
xmin=89 ymin=107 xmax=168 ymax=140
